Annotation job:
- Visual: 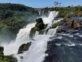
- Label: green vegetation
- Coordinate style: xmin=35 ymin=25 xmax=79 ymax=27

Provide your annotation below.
xmin=0 ymin=11 xmax=27 ymax=34
xmin=0 ymin=55 xmax=17 ymax=62
xmin=0 ymin=3 xmax=39 ymax=62
xmin=0 ymin=3 xmax=39 ymax=38
xmin=0 ymin=3 xmax=38 ymax=12
xmin=41 ymin=6 xmax=82 ymax=17
xmin=0 ymin=46 xmax=17 ymax=62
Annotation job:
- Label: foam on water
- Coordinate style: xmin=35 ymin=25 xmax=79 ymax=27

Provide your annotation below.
xmin=75 ymin=33 xmax=82 ymax=37
xmin=42 ymin=11 xmax=59 ymax=29
xmin=3 ymin=11 xmax=62 ymax=62
xmin=4 ymin=23 xmax=35 ymax=55
xmin=18 ymin=11 xmax=60 ymax=62
xmin=55 ymin=43 xmax=82 ymax=47
xmin=20 ymin=35 xmax=50 ymax=62
xmin=2 ymin=10 xmax=82 ymax=62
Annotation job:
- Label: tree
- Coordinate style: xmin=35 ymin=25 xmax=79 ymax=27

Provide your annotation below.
xmin=54 ymin=1 xmax=61 ymax=7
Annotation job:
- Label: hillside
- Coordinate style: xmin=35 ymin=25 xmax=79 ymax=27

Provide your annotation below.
xmin=0 ymin=3 xmax=39 ymax=42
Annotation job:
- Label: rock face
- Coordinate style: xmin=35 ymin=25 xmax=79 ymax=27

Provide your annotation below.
xmin=4 ymin=56 xmax=17 ymax=62
xmin=30 ymin=17 xmax=82 ymax=35
xmin=18 ymin=42 xmax=31 ymax=54
xmin=30 ymin=18 xmax=47 ymax=37
xmin=0 ymin=46 xmax=17 ymax=62
xmin=57 ymin=17 xmax=82 ymax=33
xmin=65 ymin=18 xmax=82 ymax=29
xmin=35 ymin=18 xmax=45 ymax=30
xmin=73 ymin=20 xmax=81 ymax=29
xmin=0 ymin=46 xmax=4 ymax=55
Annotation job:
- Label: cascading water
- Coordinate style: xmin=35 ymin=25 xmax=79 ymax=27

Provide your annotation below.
xmin=3 ymin=23 xmax=36 ymax=55
xmin=42 ymin=11 xmax=59 ymax=29
xmin=17 ymin=11 xmax=61 ymax=62
xmin=3 ymin=11 xmax=62 ymax=62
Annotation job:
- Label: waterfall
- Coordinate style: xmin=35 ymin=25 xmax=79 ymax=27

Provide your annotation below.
xmin=42 ymin=11 xmax=59 ymax=29
xmin=3 ymin=11 xmax=62 ymax=62
xmin=3 ymin=23 xmax=36 ymax=55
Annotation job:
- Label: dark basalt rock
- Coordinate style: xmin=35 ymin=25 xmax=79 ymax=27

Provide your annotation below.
xmin=0 ymin=46 xmax=4 ymax=55
xmin=18 ymin=42 xmax=31 ymax=54
xmin=0 ymin=46 xmax=17 ymax=62
xmin=57 ymin=17 xmax=82 ymax=33
xmin=30 ymin=18 xmax=47 ymax=37
xmin=52 ymin=22 xmax=59 ymax=28
xmin=35 ymin=18 xmax=45 ymax=30
xmin=43 ymin=40 xmax=58 ymax=62
xmin=4 ymin=56 xmax=17 ymax=62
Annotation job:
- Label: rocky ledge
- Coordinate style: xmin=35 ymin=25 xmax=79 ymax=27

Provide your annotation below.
xmin=17 ymin=17 xmax=82 ymax=62
xmin=0 ymin=46 xmax=17 ymax=62
xmin=57 ymin=17 xmax=82 ymax=33
xmin=30 ymin=17 xmax=82 ymax=35
xmin=18 ymin=42 xmax=31 ymax=54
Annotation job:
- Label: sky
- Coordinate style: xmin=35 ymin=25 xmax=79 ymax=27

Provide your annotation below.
xmin=0 ymin=0 xmax=82 ymax=8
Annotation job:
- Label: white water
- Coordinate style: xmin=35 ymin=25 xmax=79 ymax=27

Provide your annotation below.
xmin=42 ymin=11 xmax=59 ymax=29
xmin=3 ymin=11 xmax=62 ymax=62
xmin=17 ymin=11 xmax=61 ymax=62
xmin=18 ymin=26 xmax=59 ymax=62
xmin=4 ymin=23 xmax=35 ymax=55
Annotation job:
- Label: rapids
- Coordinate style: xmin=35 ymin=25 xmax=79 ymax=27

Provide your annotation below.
xmin=3 ymin=11 xmax=82 ymax=62
xmin=16 ymin=11 xmax=61 ymax=62
xmin=3 ymin=11 xmax=61 ymax=62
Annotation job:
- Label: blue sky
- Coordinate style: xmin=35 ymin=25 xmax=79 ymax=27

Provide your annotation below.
xmin=0 ymin=0 xmax=82 ymax=8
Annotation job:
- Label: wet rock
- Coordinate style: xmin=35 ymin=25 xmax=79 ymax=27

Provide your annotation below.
xmin=57 ymin=26 xmax=67 ymax=33
xmin=0 ymin=46 xmax=4 ymax=55
xmin=35 ymin=18 xmax=45 ymax=30
xmin=57 ymin=17 xmax=82 ymax=33
xmin=65 ymin=18 xmax=82 ymax=29
xmin=44 ymin=31 xmax=82 ymax=62
xmin=44 ymin=40 xmax=58 ymax=62
xmin=73 ymin=20 xmax=81 ymax=29
xmin=18 ymin=42 xmax=31 ymax=54
xmin=30 ymin=18 xmax=47 ymax=37
xmin=0 ymin=46 xmax=17 ymax=62
xmin=4 ymin=56 xmax=17 ymax=62
xmin=52 ymin=22 xmax=59 ymax=28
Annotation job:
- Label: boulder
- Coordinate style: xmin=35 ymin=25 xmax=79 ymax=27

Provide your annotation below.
xmin=0 ymin=46 xmax=17 ymax=62
xmin=65 ymin=18 xmax=82 ymax=29
xmin=30 ymin=18 xmax=47 ymax=37
xmin=4 ymin=56 xmax=17 ymax=62
xmin=0 ymin=46 xmax=4 ymax=55
xmin=52 ymin=22 xmax=59 ymax=28
xmin=35 ymin=18 xmax=45 ymax=31
xmin=18 ymin=42 xmax=31 ymax=54
xmin=73 ymin=20 xmax=81 ymax=29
